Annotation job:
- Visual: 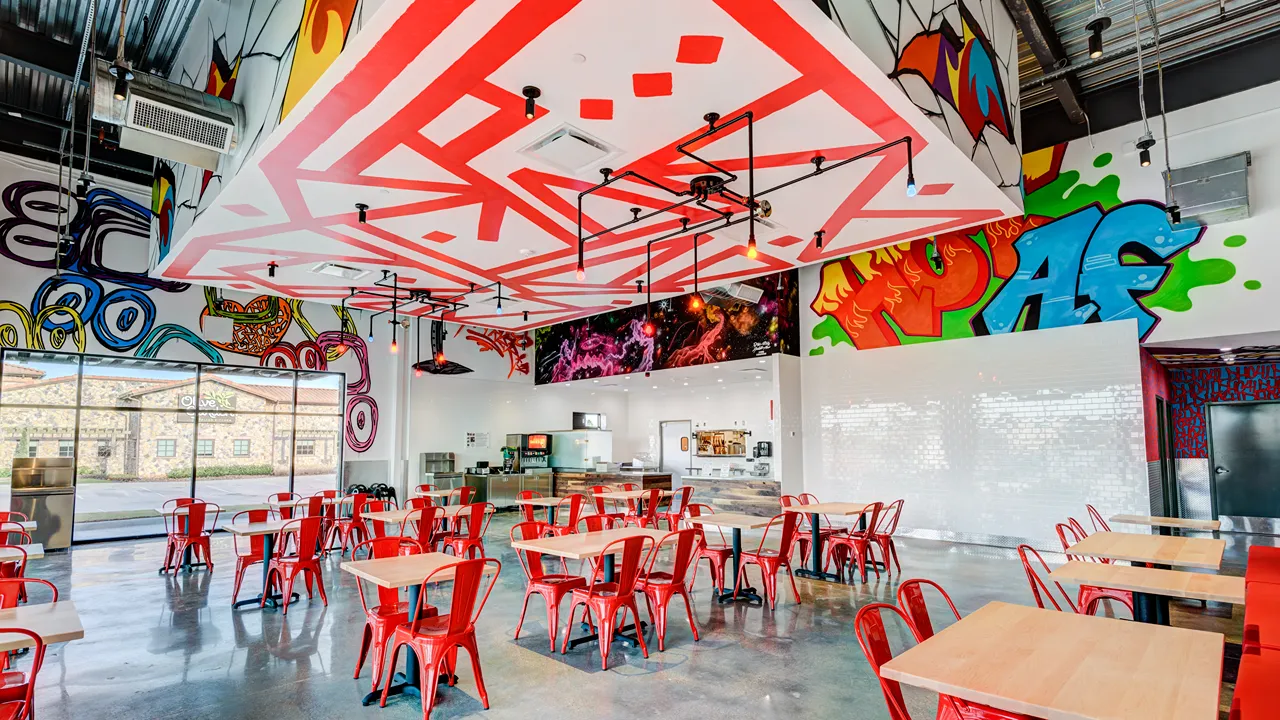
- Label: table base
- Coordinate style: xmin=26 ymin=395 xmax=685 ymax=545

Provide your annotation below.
xmin=232 ymin=592 xmax=300 ymax=610
xmin=361 ymin=671 xmax=457 ymax=707
xmin=717 ymin=586 xmax=763 ymax=605
xmin=794 ymin=568 xmax=844 ymax=582
xmin=567 ymin=620 xmax=648 ymax=649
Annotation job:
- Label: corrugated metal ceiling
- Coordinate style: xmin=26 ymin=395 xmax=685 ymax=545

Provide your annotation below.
xmin=1019 ymin=0 xmax=1280 ymax=109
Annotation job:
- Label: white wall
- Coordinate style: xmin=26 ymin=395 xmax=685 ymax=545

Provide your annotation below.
xmin=624 ymin=380 xmax=776 ymax=478
xmin=801 ymin=321 xmax=1149 ymax=550
xmin=776 ymin=355 xmax=805 ymax=497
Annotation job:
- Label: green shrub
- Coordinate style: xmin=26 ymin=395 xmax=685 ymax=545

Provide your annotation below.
xmin=166 ymin=464 xmax=274 ymax=479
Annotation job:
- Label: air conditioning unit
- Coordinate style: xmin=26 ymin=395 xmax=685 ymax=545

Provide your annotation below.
xmin=92 ymin=59 xmax=245 ymax=171
xmin=1164 ymin=151 xmax=1251 ymax=225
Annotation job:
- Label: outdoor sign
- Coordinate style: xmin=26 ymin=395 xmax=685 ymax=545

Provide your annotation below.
xmin=178 ymin=390 xmax=237 ymax=423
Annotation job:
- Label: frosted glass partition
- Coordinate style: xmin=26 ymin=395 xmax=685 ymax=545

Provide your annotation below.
xmin=801 ymin=321 xmax=1148 ymax=551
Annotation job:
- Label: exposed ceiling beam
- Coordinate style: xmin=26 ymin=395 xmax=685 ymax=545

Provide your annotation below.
xmin=1001 ymin=0 xmax=1087 ymax=124
xmin=0 ymin=22 xmax=91 ymax=88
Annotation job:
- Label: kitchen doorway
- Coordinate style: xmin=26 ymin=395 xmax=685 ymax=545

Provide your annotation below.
xmin=1208 ymin=400 xmax=1280 ymax=530
xmin=659 ymin=421 xmax=692 ymax=488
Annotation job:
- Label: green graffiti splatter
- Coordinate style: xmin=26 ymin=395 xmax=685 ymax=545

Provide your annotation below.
xmin=1024 ymin=170 xmax=1122 ymax=217
xmin=1143 ymin=251 xmax=1237 ymax=312
xmin=1245 ymin=280 xmax=1262 ymax=290
xmin=808 ymin=347 xmax=824 ymax=356
xmin=1093 ymin=153 xmax=1112 ymax=168
xmin=811 ymin=315 xmax=853 ymax=349
xmin=1224 ymin=235 xmax=1247 ymax=248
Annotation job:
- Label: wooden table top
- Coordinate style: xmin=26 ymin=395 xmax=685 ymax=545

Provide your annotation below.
xmin=0 ymin=521 xmax=36 ymax=531
xmin=880 ymin=601 xmax=1223 ymax=720
xmin=0 ymin=544 xmax=43 ymax=562
xmin=782 ymin=502 xmax=872 ymax=516
xmin=1050 ymin=561 xmax=1245 ymax=604
xmin=363 ymin=505 xmax=470 ymax=525
xmin=510 ymin=527 xmax=672 ymax=560
xmin=1068 ymin=532 xmax=1225 ymax=569
xmin=0 ymin=600 xmax=84 ymax=652
xmin=597 ymin=489 xmax=675 ymax=500
xmin=515 ymin=496 xmax=564 ymax=507
xmin=221 ymin=520 xmax=292 ymax=536
xmin=412 ymin=489 xmax=454 ymax=498
xmin=1110 ymin=515 xmax=1222 ymax=532
xmin=267 ymin=496 xmax=352 ymax=508
xmin=340 ymin=552 xmax=493 ymax=589
xmin=685 ymin=513 xmax=773 ymax=530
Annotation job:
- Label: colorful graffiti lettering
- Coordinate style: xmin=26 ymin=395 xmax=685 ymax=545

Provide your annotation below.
xmin=809 ymin=146 xmax=1240 ymax=352
xmin=460 ymin=326 xmax=532 ymax=379
xmin=1169 ymin=364 xmax=1280 ymax=457
xmin=893 ymin=3 xmax=1013 ymax=144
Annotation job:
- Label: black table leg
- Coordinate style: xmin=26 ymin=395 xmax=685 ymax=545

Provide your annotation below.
xmin=795 ymin=512 xmax=841 ymax=582
xmin=1132 ymin=591 xmax=1170 ymax=625
xmin=364 ymin=582 xmax=448 ymax=705
xmin=717 ymin=528 xmax=762 ymax=604
xmin=568 ymin=553 xmax=647 ymax=649
xmin=547 ymin=505 xmax=557 ymax=529
xmin=1158 ymin=525 xmax=1172 ymax=536
xmin=232 ymin=534 xmax=299 ymax=610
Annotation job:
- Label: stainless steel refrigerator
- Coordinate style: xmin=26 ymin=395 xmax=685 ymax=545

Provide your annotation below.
xmin=10 ymin=458 xmax=74 ymax=549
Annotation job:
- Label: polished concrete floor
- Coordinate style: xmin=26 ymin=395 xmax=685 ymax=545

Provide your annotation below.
xmin=23 ymin=515 xmax=1257 ymax=720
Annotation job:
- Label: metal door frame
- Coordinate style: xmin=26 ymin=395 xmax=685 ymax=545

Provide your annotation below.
xmin=659 ymin=420 xmax=692 ymax=481
xmin=1204 ymin=398 xmax=1280 ymax=522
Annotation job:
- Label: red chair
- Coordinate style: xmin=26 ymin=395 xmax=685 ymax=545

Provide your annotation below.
xmin=1017 ymin=544 xmax=1085 ymax=613
xmin=360 ymin=499 xmax=397 ymax=540
xmin=447 ymin=486 xmax=475 ymax=506
xmin=561 ymin=534 xmax=654 ymax=669
xmin=544 ymin=494 xmax=585 ymax=537
xmin=825 ymin=502 xmax=884 ymax=583
xmin=263 ymin=516 xmax=327 ymax=615
xmin=269 ymin=492 xmax=301 ymax=520
xmin=870 ymin=499 xmax=904 ymax=575
xmin=0 ymin=546 xmax=26 ymax=601
xmin=512 ymin=521 xmax=586 ymax=652
xmin=160 ymin=498 xmax=196 ymax=571
xmin=402 ymin=506 xmax=445 ymax=552
xmin=661 ymin=486 xmax=694 ymax=531
xmin=854 ymin=602 xmax=1032 ymax=720
xmin=1086 ymin=504 xmax=1112 ymax=533
xmin=733 ymin=512 xmax=802 ymax=610
xmin=780 ymin=494 xmax=824 ymax=564
xmin=587 ymin=485 xmax=626 ymax=524
xmin=0 ymin=513 xmax=25 ymax=524
xmin=404 ymin=497 xmax=430 ymax=511
xmin=380 ymin=557 xmax=501 ymax=718
xmin=800 ymin=492 xmax=849 ymax=539
xmin=515 ymin=490 xmax=543 ymax=525
xmin=442 ymin=503 xmax=493 ymax=559
xmin=352 ymin=537 xmax=437 ymax=692
xmin=896 ymin=578 xmax=960 ymax=640
xmin=414 ymin=483 xmax=437 ymax=499
xmin=0 ymin=626 xmax=46 ymax=720
xmin=230 ymin=509 xmax=275 ymax=605
xmin=637 ymin=529 xmax=700 ymax=651
xmin=573 ymin=515 xmax=616 ymax=579
xmin=1230 ymin=646 xmax=1280 ymax=719
xmin=1055 ymin=522 xmax=1134 ymax=617
xmin=161 ymin=502 xmax=216 ymax=574
xmin=325 ymin=493 xmax=368 ymax=557
xmin=0 ymin=578 xmax=55 ymax=677
xmin=312 ymin=490 xmax=340 ymax=550
xmin=1245 ymin=545 xmax=1280 ymax=586
xmin=622 ymin=488 xmax=662 ymax=529
xmin=682 ymin=503 xmax=731 ymax=594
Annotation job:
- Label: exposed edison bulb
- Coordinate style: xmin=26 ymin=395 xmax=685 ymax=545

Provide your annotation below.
xmin=414 ymin=366 xmax=422 ymax=377
xmin=435 ymin=352 xmax=446 ymax=365
xmin=575 ymin=265 xmax=586 ymax=281
xmin=746 ymin=236 xmax=758 ymax=260
xmin=643 ymin=321 xmax=656 ymax=337
xmin=690 ymin=295 xmax=703 ymax=310
xmin=389 ymin=339 xmax=398 ymax=354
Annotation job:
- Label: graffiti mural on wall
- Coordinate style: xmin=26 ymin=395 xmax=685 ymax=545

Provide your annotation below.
xmin=808 ymin=146 xmax=1242 ymax=353
xmin=415 ymin=321 xmax=532 ymax=379
xmin=1168 ymin=364 xmax=1280 ymax=457
xmin=535 ymin=271 xmax=800 ymax=384
xmin=1 ymin=178 xmax=377 ymax=453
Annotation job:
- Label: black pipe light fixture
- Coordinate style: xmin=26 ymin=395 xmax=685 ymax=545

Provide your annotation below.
xmin=813 ymin=229 xmax=825 ymax=249
xmin=574 ymin=110 xmax=915 ymax=284
xmin=355 ymin=203 xmax=369 ymax=223
xmin=267 ymin=261 xmax=278 ymax=278
xmin=1085 ymin=0 xmax=1112 ymax=59
xmin=689 ymin=226 xmax=704 ymax=311
xmin=341 ymin=271 xmax=507 ymax=354
xmin=414 ymin=317 xmax=423 ymax=377
xmin=522 ymin=86 xmax=541 ymax=120
xmin=1136 ymin=131 xmax=1154 ymax=167
xmin=494 ymin=283 xmax=505 ymax=315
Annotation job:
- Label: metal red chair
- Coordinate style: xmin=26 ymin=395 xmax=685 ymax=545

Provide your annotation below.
xmin=544 ymin=494 xmax=585 ymax=537
xmin=269 ymin=492 xmax=301 ymax=520
xmin=511 ymin=521 xmax=586 ymax=652
xmin=561 ymin=534 xmax=655 ymax=669
xmin=682 ymin=503 xmax=730 ymax=594
xmin=325 ymin=492 xmax=368 ymax=557
xmin=352 ymin=537 xmax=437 ymax=692
xmin=414 ymin=483 xmax=437 ymax=498
xmin=160 ymin=498 xmax=197 ymax=571
xmin=824 ymin=502 xmax=884 ymax=583
xmin=515 ymin=490 xmax=544 ymax=526
xmin=0 ymin=626 xmax=46 ymax=720
xmin=264 ymin=516 xmax=327 ymax=615
xmin=0 ymin=578 xmax=55 ymax=676
xmin=573 ymin=515 xmax=616 ymax=579
xmin=380 ymin=557 xmax=501 ymax=718
xmin=855 ymin=602 xmax=1032 ymax=720
xmin=896 ymin=578 xmax=960 ymax=640
xmin=230 ymin=509 xmax=275 ymax=605
xmin=161 ymin=501 xmax=216 ymax=574
xmin=661 ymin=486 xmax=694 ymax=531
xmin=733 ymin=511 xmax=802 ymax=610
xmin=779 ymin=495 xmax=809 ymax=564
xmin=0 ymin=546 xmax=26 ymax=600
xmin=1017 ymin=544 xmax=1084 ymax=613
xmin=402 ymin=506 xmax=445 ymax=553
xmin=637 ymin=528 xmax=700 ymax=651
xmin=312 ymin=490 xmax=340 ymax=551
xmin=622 ymin=488 xmax=662 ymax=529
xmin=1055 ymin=522 xmax=1133 ymax=617
xmin=442 ymin=503 xmax=494 ymax=559
xmin=1086 ymin=504 xmax=1112 ymax=533
xmin=587 ymin=485 xmax=626 ymax=524
xmin=870 ymin=499 xmax=904 ymax=575
xmin=447 ymin=485 xmax=475 ymax=506
xmin=360 ymin=498 xmax=397 ymax=540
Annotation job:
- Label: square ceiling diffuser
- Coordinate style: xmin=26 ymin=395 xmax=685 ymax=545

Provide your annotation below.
xmin=520 ymin=123 xmax=621 ymax=175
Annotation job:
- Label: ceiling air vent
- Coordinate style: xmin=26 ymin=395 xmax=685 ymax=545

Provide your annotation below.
xmin=700 ymin=282 xmax=765 ymax=309
xmin=521 ymin=124 xmax=620 ymax=174
xmin=128 ymin=96 xmax=233 ymax=153
xmin=1164 ymin=151 xmax=1251 ymax=225
xmin=311 ymin=262 xmax=370 ymax=281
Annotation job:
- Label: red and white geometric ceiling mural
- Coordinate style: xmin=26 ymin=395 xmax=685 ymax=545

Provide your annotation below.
xmin=155 ymin=0 xmax=1021 ymax=331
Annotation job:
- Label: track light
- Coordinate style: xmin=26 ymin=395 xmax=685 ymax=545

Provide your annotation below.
xmin=76 ymin=174 xmax=93 ymax=198
xmin=746 ymin=234 xmax=758 ymax=260
xmin=355 ymin=203 xmax=368 ymax=223
xmin=931 ymin=244 xmax=943 ymax=271
xmin=267 ymin=261 xmax=278 ymax=278
xmin=1086 ymin=12 xmax=1112 ymax=59
xmin=523 ymin=311 xmax=529 ymax=322
xmin=109 ymin=64 xmax=133 ymax=101
xmin=522 ymin=86 xmax=541 ymax=120
xmin=814 ymin=230 xmax=824 ymax=249
xmin=1136 ymin=131 xmax=1155 ymax=168
xmin=636 ymin=280 xmax=643 ymax=294
xmin=1168 ymin=204 xmax=1181 ymax=224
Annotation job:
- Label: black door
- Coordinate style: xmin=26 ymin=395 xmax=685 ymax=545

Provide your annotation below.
xmin=1156 ymin=397 xmax=1179 ymax=517
xmin=1208 ymin=401 xmax=1280 ymax=519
